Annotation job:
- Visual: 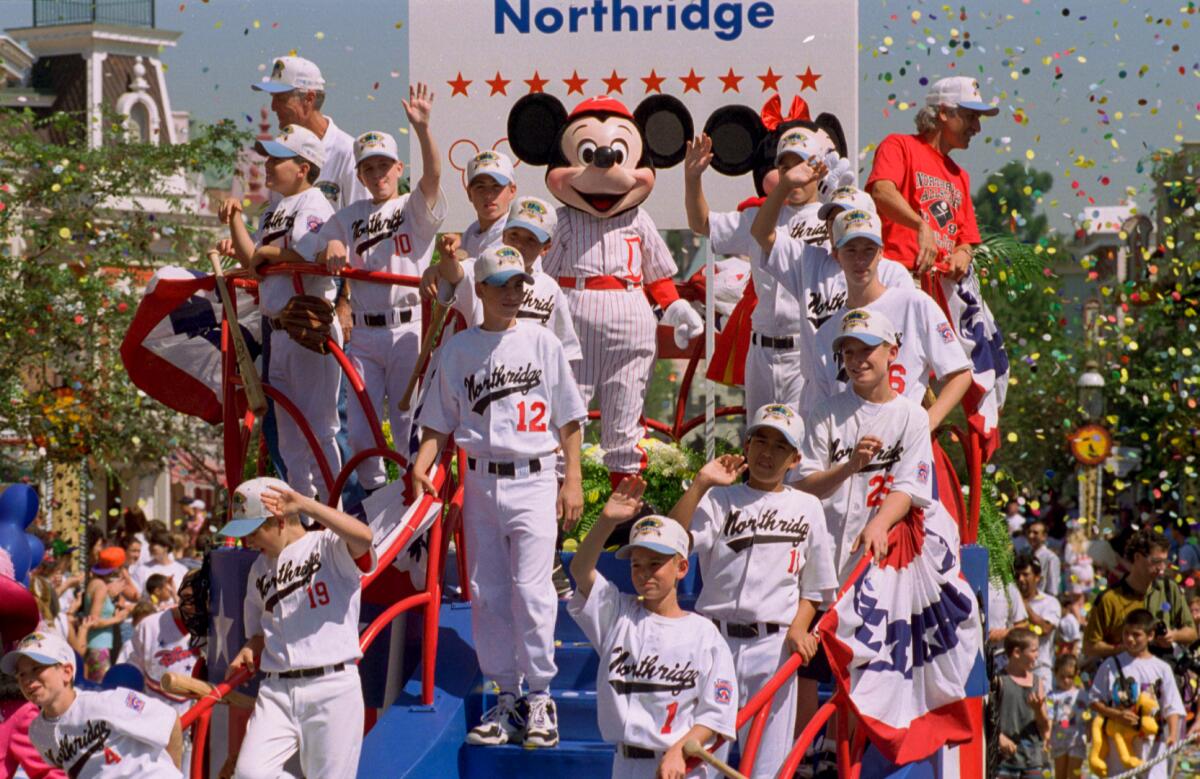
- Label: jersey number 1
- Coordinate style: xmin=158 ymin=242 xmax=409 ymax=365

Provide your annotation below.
xmin=516 ymin=401 xmax=547 ymax=432
xmin=306 ymin=582 xmax=330 ymax=609
xmin=660 ymin=701 xmax=679 ymax=735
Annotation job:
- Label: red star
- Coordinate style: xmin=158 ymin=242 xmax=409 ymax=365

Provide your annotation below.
xmin=756 ymin=67 xmax=782 ymax=92
xmin=717 ymin=67 xmax=743 ymax=93
xmin=678 ymin=68 xmax=704 ymax=94
xmin=447 ymin=71 xmax=471 ymax=97
xmin=484 ymin=71 xmax=511 ymax=96
xmin=601 ymin=69 xmax=627 ymax=95
xmin=641 ymin=69 xmax=666 ymax=94
xmin=563 ymin=70 xmax=588 ymax=95
xmin=524 ymin=70 xmax=549 ymax=94
xmin=796 ymin=66 xmax=822 ymax=92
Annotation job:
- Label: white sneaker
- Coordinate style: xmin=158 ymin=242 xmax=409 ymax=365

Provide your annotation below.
xmin=522 ymin=693 xmax=559 ymax=749
xmin=465 ymin=692 xmax=525 ymax=746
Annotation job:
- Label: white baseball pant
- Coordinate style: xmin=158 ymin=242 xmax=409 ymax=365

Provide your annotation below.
xmin=565 ymin=287 xmax=655 ymax=475
xmin=727 ymin=630 xmax=797 ymax=779
xmin=345 ymin=319 xmax=420 ymax=490
xmin=268 ymin=323 xmax=343 ymax=502
xmin=234 ymin=665 xmax=363 ymax=779
xmin=743 ymin=340 xmax=806 ymax=422
xmin=610 ymin=742 xmax=731 ymax=779
xmin=464 ymin=465 xmax=559 ymax=693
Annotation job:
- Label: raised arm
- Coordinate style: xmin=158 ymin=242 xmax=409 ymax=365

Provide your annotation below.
xmin=749 ymin=157 xmax=825 ymax=252
xmin=668 ymin=455 xmax=746 ymax=530
xmin=403 ymin=82 xmax=442 ymax=209
xmin=570 ymin=477 xmax=646 ymax=598
xmin=260 ymin=488 xmax=373 ymax=559
xmin=682 ymin=135 xmax=713 ymax=236
xmin=219 ymin=198 xmax=256 ymax=267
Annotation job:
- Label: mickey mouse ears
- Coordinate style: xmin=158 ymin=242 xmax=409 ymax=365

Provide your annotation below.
xmin=507 ymin=94 xmax=569 ymax=167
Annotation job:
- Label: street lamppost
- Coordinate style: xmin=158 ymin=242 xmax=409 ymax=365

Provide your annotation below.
xmin=1071 ymin=362 xmax=1112 ymax=532
xmin=1077 ymin=361 xmax=1106 ymax=421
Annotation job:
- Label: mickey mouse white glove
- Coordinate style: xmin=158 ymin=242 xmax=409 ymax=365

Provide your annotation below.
xmin=662 ymin=299 xmax=704 ymax=349
xmin=818 ymin=153 xmax=856 ymax=202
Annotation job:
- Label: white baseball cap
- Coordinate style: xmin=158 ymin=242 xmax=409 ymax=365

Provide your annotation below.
xmin=616 ymin=516 xmax=691 ymax=560
xmin=505 ymin=196 xmax=557 ymax=244
xmin=354 ymin=131 xmax=399 ymax=165
xmin=832 ymin=208 xmax=883 ymax=248
xmin=475 ymin=245 xmax=533 ymax=286
xmin=832 ymin=308 xmax=899 ymax=351
xmin=774 ymin=127 xmax=820 ymax=164
xmin=1 ymin=631 xmax=74 ymax=674
xmin=467 ymin=150 xmax=514 ymax=186
xmin=252 ymin=55 xmax=326 ymax=94
xmin=218 ymin=477 xmax=291 ymax=538
xmin=925 ymin=76 xmax=999 ymax=116
xmin=745 ymin=403 xmax=804 ymax=450
xmin=818 ymin=185 xmax=877 ymax=221
xmin=254 ymin=124 xmax=326 ymax=170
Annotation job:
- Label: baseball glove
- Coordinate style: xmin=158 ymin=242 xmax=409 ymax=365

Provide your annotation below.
xmin=277 ymin=294 xmax=334 ymax=353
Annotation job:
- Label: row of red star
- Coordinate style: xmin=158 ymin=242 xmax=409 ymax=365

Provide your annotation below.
xmin=444 ymin=66 xmax=822 ymax=98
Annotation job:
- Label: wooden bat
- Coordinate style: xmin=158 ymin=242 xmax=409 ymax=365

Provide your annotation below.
xmin=209 ymin=250 xmax=267 ymax=416
xmin=398 ymin=298 xmax=450 ymax=412
xmin=683 ymin=740 xmax=748 ymax=779
xmin=160 ymin=672 xmax=255 ymax=709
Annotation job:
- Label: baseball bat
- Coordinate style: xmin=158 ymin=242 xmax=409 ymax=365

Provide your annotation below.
xmin=398 ymin=298 xmax=450 ymax=412
xmin=683 ymin=740 xmax=748 ymax=779
xmin=160 ymin=672 xmax=255 ymax=709
xmin=209 ymin=251 xmax=267 ymax=416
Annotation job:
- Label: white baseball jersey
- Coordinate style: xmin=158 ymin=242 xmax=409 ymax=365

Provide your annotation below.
xmin=807 ymin=286 xmax=971 ymax=408
xmin=798 ymin=391 xmax=934 ymax=579
xmin=132 ymin=559 xmax=189 ymax=594
xmin=1091 ymin=653 xmax=1185 ymax=779
xmin=567 ymin=573 xmax=738 ymax=751
xmin=462 ymin=217 xmax=506 ymax=258
xmin=130 ymin=609 xmax=202 ymax=714
xmin=691 ymin=484 xmax=839 ymax=622
xmin=243 ymin=529 xmax=377 ymax=673
xmin=256 ymin=188 xmax=336 ymax=317
xmin=448 ymin=262 xmax=582 ymax=362
xmin=708 ymin=203 xmax=799 ymax=258
xmin=543 ymin=206 xmax=676 ymax=283
xmin=29 ymin=689 xmax=181 ymax=778
xmin=418 ymin=321 xmax=587 ymax=460
xmin=320 ymin=190 xmax=447 ymax=312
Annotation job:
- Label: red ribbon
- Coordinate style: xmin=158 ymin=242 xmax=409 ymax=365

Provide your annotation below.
xmin=760 ymin=95 xmax=811 ymax=131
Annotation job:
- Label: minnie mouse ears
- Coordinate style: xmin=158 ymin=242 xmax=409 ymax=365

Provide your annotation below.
xmin=507 ymin=93 xmax=693 ymax=169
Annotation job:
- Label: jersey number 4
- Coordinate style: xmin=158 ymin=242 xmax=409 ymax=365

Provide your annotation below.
xmin=866 ymin=475 xmax=895 ymax=508
xmin=516 ymin=401 xmax=547 ymax=432
xmin=306 ymin=582 xmax=330 ymax=609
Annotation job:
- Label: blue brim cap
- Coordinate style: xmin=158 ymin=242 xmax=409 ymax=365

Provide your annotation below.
xmin=251 ymin=82 xmax=295 ymax=94
xmin=1 ymin=649 xmax=61 ymax=675
xmin=469 ymin=171 xmax=512 ymax=186
xmin=956 ymin=101 xmax=999 ymax=116
xmin=615 ymin=540 xmax=677 ymax=560
xmin=832 ymin=333 xmax=887 ymax=350
xmin=482 ymin=269 xmax=534 ymax=286
xmin=218 ymin=516 xmax=268 ymax=538
xmin=505 ymin=220 xmax=550 ymax=244
xmin=835 ymin=231 xmax=883 ymax=249
xmin=254 ymin=139 xmax=300 ymax=159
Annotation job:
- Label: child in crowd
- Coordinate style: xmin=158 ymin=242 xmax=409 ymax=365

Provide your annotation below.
xmin=1063 ymin=526 xmax=1095 ymax=594
xmin=133 ymin=532 xmax=188 ymax=594
xmin=412 ymin=245 xmax=587 ymax=749
xmin=114 ymin=601 xmax=158 ymax=665
xmin=1047 ymin=654 xmax=1087 ymax=779
xmin=3 ymin=631 xmax=184 ymax=777
xmin=570 ymin=479 xmax=738 ymax=778
xmin=995 ymin=627 xmax=1050 ymax=779
xmin=143 ymin=574 xmax=175 ymax=612
xmin=1090 ymin=608 xmax=1184 ymax=779
xmin=1057 ymin=592 xmax=1085 ymax=658
xmin=668 ymin=404 xmax=838 ymax=778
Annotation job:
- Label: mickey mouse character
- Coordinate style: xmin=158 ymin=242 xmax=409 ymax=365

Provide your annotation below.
xmin=508 ymin=94 xmax=702 ymax=487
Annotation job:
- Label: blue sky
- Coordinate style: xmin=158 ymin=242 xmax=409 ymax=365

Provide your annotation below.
xmin=2 ymin=0 xmax=1196 ymax=233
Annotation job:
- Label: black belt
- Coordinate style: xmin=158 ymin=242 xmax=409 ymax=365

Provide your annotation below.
xmin=712 ymin=618 xmax=782 ymax=639
xmin=268 ymin=662 xmax=345 ymax=680
xmin=467 ymin=457 xmax=543 ymax=477
xmin=751 ymin=332 xmax=795 ymax=349
xmin=620 ymin=744 xmax=657 ymax=759
xmin=356 ymin=310 xmax=414 ymax=327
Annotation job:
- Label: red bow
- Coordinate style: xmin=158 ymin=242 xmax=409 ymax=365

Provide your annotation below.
xmin=760 ymin=95 xmax=811 ymax=131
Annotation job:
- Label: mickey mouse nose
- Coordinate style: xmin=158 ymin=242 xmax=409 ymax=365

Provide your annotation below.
xmin=592 ymin=146 xmax=617 ymax=169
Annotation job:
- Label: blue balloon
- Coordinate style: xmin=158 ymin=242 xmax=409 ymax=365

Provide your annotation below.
xmin=0 ymin=522 xmax=31 ymax=583
xmin=0 ymin=484 xmax=39 ymax=529
xmin=102 ymin=663 xmax=145 ymax=692
xmin=25 ymin=533 xmax=45 ymax=571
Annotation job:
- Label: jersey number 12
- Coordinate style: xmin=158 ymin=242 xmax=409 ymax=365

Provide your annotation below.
xmin=516 ymin=401 xmax=547 ymax=432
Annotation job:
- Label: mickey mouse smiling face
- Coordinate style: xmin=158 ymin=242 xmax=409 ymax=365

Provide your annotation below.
xmin=508 ymin=93 xmax=692 ymax=219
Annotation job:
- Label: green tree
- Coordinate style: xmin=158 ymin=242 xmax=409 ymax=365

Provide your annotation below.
xmin=973 ymin=160 xmax=1053 ymax=244
xmin=0 ymin=108 xmax=246 ymax=472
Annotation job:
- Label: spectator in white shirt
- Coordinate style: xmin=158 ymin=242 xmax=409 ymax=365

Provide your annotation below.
xmin=1025 ymin=520 xmax=1061 ymax=595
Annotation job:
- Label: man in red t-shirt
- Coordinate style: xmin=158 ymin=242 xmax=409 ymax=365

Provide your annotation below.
xmin=866 ymin=76 xmax=999 ymax=277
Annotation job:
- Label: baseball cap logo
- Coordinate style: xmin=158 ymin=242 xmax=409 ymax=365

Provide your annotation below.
xmin=271 ymin=60 xmax=285 ymax=80
xmin=833 ymin=186 xmax=858 ymax=199
xmin=762 ymin=403 xmax=794 ymax=419
xmin=494 ymin=246 xmax=523 ymax=268
xmin=359 ymin=132 xmax=385 ymax=146
xmin=778 ymin=129 xmax=812 ymax=151
xmin=632 ymin=517 xmax=664 ymax=538
xmin=474 ymin=151 xmax=500 ymax=165
xmin=842 ymin=309 xmax=871 ymax=330
xmin=18 ymin=633 xmax=47 ymax=649
xmin=519 ymin=200 xmax=547 ymax=218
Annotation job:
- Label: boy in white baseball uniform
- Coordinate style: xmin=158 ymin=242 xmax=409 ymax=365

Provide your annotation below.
xmin=3 ymin=631 xmax=184 ymax=777
xmin=319 ymin=84 xmax=446 ymax=494
xmin=800 ymin=209 xmax=972 ymax=428
xmin=221 ymin=476 xmax=376 ymax=779
xmin=220 ymin=126 xmax=341 ymax=502
xmin=570 ymin=482 xmax=738 ymax=779
xmin=412 ymin=245 xmax=587 ymax=748
xmin=668 ymin=404 xmax=838 ymax=779
xmin=684 ymin=129 xmax=831 ymax=416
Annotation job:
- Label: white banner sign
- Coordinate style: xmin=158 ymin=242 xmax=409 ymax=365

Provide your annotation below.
xmin=409 ymin=0 xmax=858 ymax=230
